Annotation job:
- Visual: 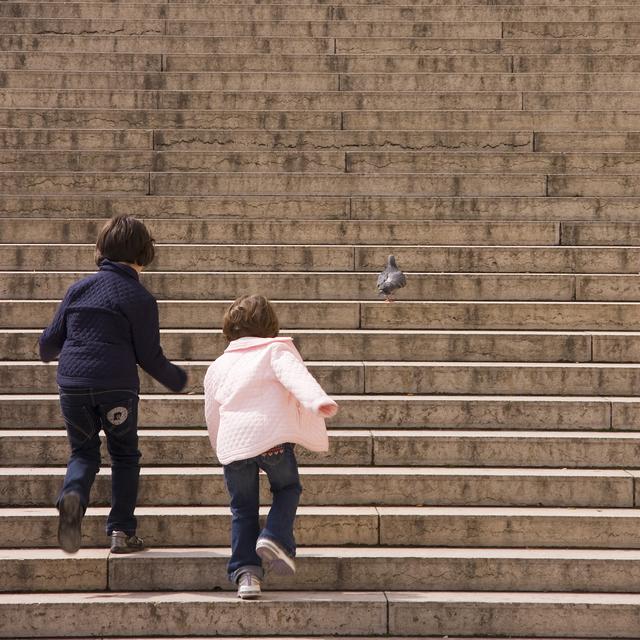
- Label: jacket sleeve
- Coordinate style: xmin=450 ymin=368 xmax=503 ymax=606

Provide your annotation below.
xmin=130 ymin=295 xmax=187 ymax=392
xmin=204 ymin=365 xmax=220 ymax=451
xmin=39 ymin=289 xmax=72 ymax=362
xmin=270 ymin=343 xmax=337 ymax=415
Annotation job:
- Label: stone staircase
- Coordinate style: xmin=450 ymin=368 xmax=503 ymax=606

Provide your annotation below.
xmin=2 ymin=0 xmax=640 ymax=637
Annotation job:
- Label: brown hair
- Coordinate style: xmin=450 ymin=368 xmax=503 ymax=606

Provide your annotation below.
xmin=95 ymin=215 xmax=155 ymax=267
xmin=223 ymin=295 xmax=280 ymax=341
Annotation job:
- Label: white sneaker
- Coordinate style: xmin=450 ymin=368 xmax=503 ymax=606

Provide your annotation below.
xmin=256 ymin=537 xmax=296 ymax=575
xmin=237 ymin=572 xmax=261 ymax=600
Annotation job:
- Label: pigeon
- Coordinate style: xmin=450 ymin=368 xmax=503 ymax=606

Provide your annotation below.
xmin=376 ymin=254 xmax=406 ymax=302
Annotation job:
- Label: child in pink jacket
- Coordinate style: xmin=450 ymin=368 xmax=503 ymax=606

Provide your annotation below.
xmin=204 ymin=295 xmax=338 ymax=599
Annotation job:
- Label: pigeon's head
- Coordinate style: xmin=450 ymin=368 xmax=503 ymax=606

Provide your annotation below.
xmin=388 ymin=255 xmax=398 ymax=269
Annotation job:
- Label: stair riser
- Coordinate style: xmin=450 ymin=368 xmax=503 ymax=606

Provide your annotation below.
xmin=2 ymin=472 xmax=631 ymax=507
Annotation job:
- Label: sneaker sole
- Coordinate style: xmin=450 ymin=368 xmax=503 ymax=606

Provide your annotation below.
xmin=256 ymin=541 xmax=296 ymax=576
xmin=110 ymin=545 xmax=145 ymax=554
xmin=58 ymin=492 xmax=82 ymax=554
xmin=238 ymin=590 xmax=261 ymax=600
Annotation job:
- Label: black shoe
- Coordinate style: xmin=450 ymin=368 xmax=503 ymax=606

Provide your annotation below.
xmin=57 ymin=492 xmax=83 ymax=554
xmin=110 ymin=530 xmax=145 ymax=554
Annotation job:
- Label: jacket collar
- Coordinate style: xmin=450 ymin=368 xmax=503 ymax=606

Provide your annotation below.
xmin=225 ymin=336 xmax=293 ymax=353
xmin=99 ymin=259 xmax=140 ymax=281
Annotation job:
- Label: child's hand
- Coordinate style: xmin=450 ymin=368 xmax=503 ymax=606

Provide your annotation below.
xmin=319 ymin=402 xmax=338 ymax=418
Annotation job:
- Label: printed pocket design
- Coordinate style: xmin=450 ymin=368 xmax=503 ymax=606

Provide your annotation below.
xmin=106 ymin=406 xmax=129 ymax=426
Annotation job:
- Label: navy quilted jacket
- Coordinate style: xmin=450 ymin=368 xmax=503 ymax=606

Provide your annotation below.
xmin=39 ymin=260 xmax=187 ymax=392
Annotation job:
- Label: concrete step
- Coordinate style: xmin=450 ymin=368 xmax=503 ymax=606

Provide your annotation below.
xmin=6 ymin=429 xmax=640 ymax=469
xmin=0 ymin=218 xmax=560 ymax=246
xmin=0 ymin=171 xmax=149 ymax=194
xmin=0 ymin=429 xmax=374 ymax=466
xmin=0 ymin=505 xmax=379 ymax=548
xmin=0 ymin=88 xmax=523 ymax=110
xmin=526 ymin=92 xmax=640 ymax=111
xmin=147 ymin=172 xmax=547 ymax=196
xmin=0 ymin=34 xmax=335 ymax=55
xmin=5 ymin=299 xmax=640 ymax=332
xmin=347 ymin=152 xmax=640 ymax=175
xmin=505 ymin=22 xmax=640 ymax=39
xmin=0 ymin=128 xmax=154 ymax=149
xmin=0 ymin=591 xmax=387 ymax=638
xmin=9 ymin=546 xmax=640 ymax=593
xmin=9 ymin=360 xmax=640 ymax=396
xmin=536 ymin=132 xmax=640 ymax=152
xmin=0 ymin=194 xmax=637 ymax=222
xmin=549 ymin=175 xmax=640 ymax=197
xmin=337 ymin=38 xmax=640 ymax=55
xmin=348 ymin=195 xmax=640 ymax=222
xmin=3 ymin=394 xmax=631 ymax=431
xmin=562 ymin=222 xmax=640 ymax=246
xmin=387 ymin=592 xmax=640 ymax=637
xmin=6 ymin=243 xmax=640 ymax=274
xmin=9 ymin=151 xmax=640 ymax=176
xmin=4 ymin=590 xmax=640 ymax=638
xmin=0 ymin=51 xmax=163 ymax=71
xmin=0 ymin=130 xmax=535 ymax=152
xmin=151 ymin=130 xmax=533 ymax=151
xmin=0 ymin=328 xmax=601 ymax=363
xmin=1 ymin=466 xmax=633 ymax=507
xmin=0 ymin=270 xmax=581 ymax=301
xmin=163 ymin=53 xmax=513 ymax=73
xmin=5 ymin=70 xmax=640 ymax=92
xmin=8 ymin=110 xmax=640 ymax=133
xmin=0 ymin=111 xmax=343 ymax=130
xmin=6 ymin=3 xmax=640 ymax=22
xmin=4 ymin=505 xmax=640 ymax=550
xmin=0 ymin=19 xmax=503 ymax=38
xmin=0 ymin=170 xmax=550 ymax=196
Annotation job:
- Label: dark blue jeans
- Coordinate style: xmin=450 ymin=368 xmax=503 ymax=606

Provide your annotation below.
xmin=223 ymin=443 xmax=302 ymax=583
xmin=57 ymin=387 xmax=141 ymax=536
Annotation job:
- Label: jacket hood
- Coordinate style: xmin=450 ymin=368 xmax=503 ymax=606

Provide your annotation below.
xmin=225 ymin=336 xmax=293 ymax=353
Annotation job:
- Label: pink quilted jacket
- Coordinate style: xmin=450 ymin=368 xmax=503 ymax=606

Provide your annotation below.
xmin=204 ymin=337 xmax=336 ymax=465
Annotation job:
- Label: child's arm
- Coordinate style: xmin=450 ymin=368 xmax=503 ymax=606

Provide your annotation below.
xmin=130 ymin=296 xmax=187 ymax=392
xmin=270 ymin=344 xmax=338 ymax=416
xmin=204 ymin=366 xmax=220 ymax=449
xmin=39 ymin=290 xmax=72 ymax=362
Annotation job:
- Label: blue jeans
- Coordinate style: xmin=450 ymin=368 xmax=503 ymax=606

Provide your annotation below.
xmin=57 ymin=387 xmax=141 ymax=536
xmin=223 ymin=443 xmax=302 ymax=583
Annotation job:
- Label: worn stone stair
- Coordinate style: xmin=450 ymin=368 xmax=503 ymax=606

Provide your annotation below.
xmin=3 ymin=0 xmax=640 ymax=637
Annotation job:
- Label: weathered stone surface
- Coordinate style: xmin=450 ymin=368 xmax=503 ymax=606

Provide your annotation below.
xmin=165 ymin=53 xmax=511 ymax=73
xmin=0 ymin=506 xmax=379 ymax=548
xmin=562 ymin=222 xmax=640 ymax=245
xmin=150 ymin=172 xmax=546 ymax=196
xmin=0 ymin=128 xmax=153 ymax=149
xmin=0 ymin=361 xmax=364 ymax=394
xmin=0 ymin=218 xmax=559 ymax=246
xmin=0 ymin=429 xmax=373 ymax=466
xmin=379 ymin=506 xmax=640 ymax=548
xmin=387 ymin=592 xmax=640 ymax=637
xmin=364 ymin=362 xmax=640 ymax=396
xmin=0 ymin=271 xmax=575 ymax=301
xmin=576 ymin=276 xmax=640 ymax=302
xmin=0 ymin=300 xmax=360 ymax=330
xmin=550 ymin=175 xmax=640 ymax=197
xmin=0 ymin=34 xmax=334 ymax=54
xmin=0 ymin=592 xmax=387 ymax=637
xmin=0 ymin=51 xmax=161 ymax=71
xmin=0 ymin=549 xmax=107 ymax=592
xmin=0 ymin=467 xmax=631 ymax=507
xmin=0 ymin=89 xmax=159 ymax=109
xmin=0 ymin=328 xmax=593 ymax=363
xmin=361 ymin=301 xmax=640 ymax=331
xmin=0 ymin=394 xmax=613 ymax=430
xmin=151 ymin=130 xmax=530 ymax=152
xmin=0 ymin=172 xmax=148 ymax=195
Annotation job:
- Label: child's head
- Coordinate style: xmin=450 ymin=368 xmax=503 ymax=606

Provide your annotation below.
xmin=95 ymin=215 xmax=155 ymax=268
xmin=223 ymin=295 xmax=280 ymax=341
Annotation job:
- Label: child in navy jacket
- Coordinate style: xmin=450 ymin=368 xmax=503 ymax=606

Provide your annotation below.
xmin=40 ymin=215 xmax=187 ymax=554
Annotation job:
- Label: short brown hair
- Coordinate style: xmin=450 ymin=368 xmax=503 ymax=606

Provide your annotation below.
xmin=95 ymin=215 xmax=155 ymax=267
xmin=223 ymin=295 xmax=279 ymax=341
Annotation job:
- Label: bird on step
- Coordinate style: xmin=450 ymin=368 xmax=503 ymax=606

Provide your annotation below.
xmin=376 ymin=254 xmax=407 ymax=302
